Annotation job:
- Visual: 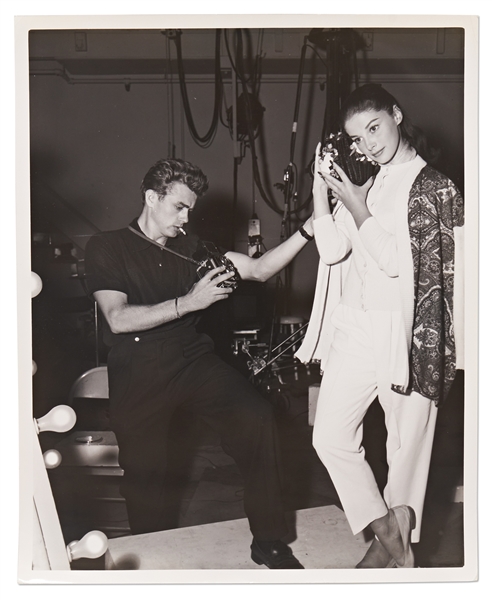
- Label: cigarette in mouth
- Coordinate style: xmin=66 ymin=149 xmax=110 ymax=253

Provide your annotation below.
xmin=178 ymin=227 xmax=187 ymax=235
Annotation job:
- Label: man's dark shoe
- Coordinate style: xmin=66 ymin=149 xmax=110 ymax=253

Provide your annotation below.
xmin=251 ymin=539 xmax=304 ymax=569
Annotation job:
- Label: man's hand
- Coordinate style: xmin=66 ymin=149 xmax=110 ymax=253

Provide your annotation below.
xmin=93 ymin=266 xmax=233 ymax=335
xmin=180 ymin=266 xmax=234 ymax=312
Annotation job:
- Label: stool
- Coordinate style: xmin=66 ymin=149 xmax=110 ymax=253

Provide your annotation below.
xmin=279 ymin=316 xmax=304 ymax=350
xmin=277 ymin=316 xmax=306 ymax=381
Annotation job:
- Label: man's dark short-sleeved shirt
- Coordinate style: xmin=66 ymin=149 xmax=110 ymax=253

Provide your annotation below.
xmin=85 ymin=218 xmax=207 ymax=346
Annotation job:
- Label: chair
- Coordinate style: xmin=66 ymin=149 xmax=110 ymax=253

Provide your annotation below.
xmin=68 ymin=366 xmax=109 ymax=403
xmin=61 ymin=365 xmax=120 ymax=471
xmin=68 ymin=366 xmax=110 ymax=431
xmin=54 ymin=366 xmax=129 ymax=537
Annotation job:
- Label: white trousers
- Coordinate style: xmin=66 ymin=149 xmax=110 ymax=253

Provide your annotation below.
xmin=312 ymin=304 xmax=438 ymax=543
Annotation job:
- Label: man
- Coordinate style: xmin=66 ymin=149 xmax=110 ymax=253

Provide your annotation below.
xmin=85 ymin=158 xmax=315 ymax=569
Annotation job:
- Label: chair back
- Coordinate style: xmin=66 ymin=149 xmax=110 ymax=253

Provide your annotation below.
xmin=68 ymin=366 xmax=109 ymax=403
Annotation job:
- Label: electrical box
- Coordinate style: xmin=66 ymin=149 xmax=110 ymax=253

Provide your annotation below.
xmin=247 ymin=218 xmax=262 ymax=258
xmin=248 ymin=218 xmax=261 ymax=237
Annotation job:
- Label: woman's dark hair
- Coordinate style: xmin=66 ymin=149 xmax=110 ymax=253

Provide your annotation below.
xmin=140 ymin=158 xmax=209 ymax=203
xmin=340 ymin=84 xmax=439 ymax=164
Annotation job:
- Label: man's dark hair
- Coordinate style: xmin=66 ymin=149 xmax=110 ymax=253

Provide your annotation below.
xmin=140 ymin=158 xmax=209 ymax=203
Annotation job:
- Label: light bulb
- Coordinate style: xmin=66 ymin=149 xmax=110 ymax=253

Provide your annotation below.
xmin=32 ymin=360 xmax=37 ymax=376
xmin=43 ymin=449 xmax=62 ymax=469
xmin=35 ymin=405 xmax=76 ymax=434
xmin=31 ymin=272 xmax=43 ymax=298
xmin=67 ymin=530 xmax=108 ymax=562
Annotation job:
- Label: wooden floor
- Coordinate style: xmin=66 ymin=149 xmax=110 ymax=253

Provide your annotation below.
xmin=63 ymin=371 xmax=464 ymax=573
xmin=105 ymin=505 xmax=370 ymax=570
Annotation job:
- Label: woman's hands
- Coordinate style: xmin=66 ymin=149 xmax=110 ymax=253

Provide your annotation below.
xmin=312 ymin=143 xmax=330 ymax=211
xmin=312 ymin=143 xmax=332 ymax=219
xmin=321 ymin=161 xmax=374 ymax=230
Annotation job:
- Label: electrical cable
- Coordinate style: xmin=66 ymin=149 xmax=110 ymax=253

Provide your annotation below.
xmin=172 ymin=29 xmax=222 ymax=148
xmin=224 ymin=29 xmax=252 ymax=85
xmin=234 ymin=30 xmax=284 ymax=215
xmin=242 ymin=30 xmax=258 ymax=90
xmin=254 ymin=29 xmax=264 ymax=97
xmin=291 ymin=31 xmax=362 ymax=216
xmin=285 ymin=37 xmax=316 ymax=219
xmin=231 ymin=156 xmax=238 ymax=251
xmin=305 ymin=43 xmax=330 ymax=70
xmin=166 ymin=35 xmax=176 ymax=158
xmin=219 ymin=85 xmax=231 ymax=128
xmin=352 ymin=34 xmax=360 ymax=90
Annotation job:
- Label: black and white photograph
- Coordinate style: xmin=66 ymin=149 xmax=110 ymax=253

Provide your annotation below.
xmin=7 ymin=6 xmax=482 ymax=590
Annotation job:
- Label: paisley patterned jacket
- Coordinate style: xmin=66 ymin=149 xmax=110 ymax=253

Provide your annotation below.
xmin=406 ymin=165 xmax=464 ymax=405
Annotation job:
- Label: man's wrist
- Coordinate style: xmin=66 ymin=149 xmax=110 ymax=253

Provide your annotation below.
xmin=174 ymin=295 xmax=191 ymax=319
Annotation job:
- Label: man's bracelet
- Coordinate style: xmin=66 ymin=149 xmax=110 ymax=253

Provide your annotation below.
xmin=299 ymin=226 xmax=314 ymax=241
xmin=175 ymin=297 xmax=182 ymax=319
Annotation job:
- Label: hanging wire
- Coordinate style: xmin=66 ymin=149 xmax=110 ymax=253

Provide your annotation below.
xmin=224 ymin=29 xmax=253 ymax=85
xmin=305 ymin=44 xmax=330 ymax=70
xmin=166 ymin=35 xmax=176 ymax=158
xmin=254 ymin=29 xmax=265 ymax=97
xmin=226 ymin=30 xmax=360 ymax=220
xmin=219 ymin=83 xmax=231 ymax=128
xmin=291 ymin=30 xmax=364 ymax=215
xmin=234 ymin=29 xmax=284 ymax=215
xmin=172 ymin=29 xmax=223 ymax=148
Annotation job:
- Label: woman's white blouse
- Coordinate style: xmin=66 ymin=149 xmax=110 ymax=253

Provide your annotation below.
xmin=313 ymin=156 xmax=427 ymax=313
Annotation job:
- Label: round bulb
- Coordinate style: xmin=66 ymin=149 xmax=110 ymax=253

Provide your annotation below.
xmin=31 ymin=272 xmax=43 ymax=298
xmin=43 ymin=449 xmax=62 ymax=469
xmin=35 ymin=405 xmax=77 ymax=434
xmin=32 ymin=360 xmax=37 ymax=376
xmin=67 ymin=530 xmax=108 ymax=562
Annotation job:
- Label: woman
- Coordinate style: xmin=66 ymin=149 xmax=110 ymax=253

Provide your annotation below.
xmin=296 ymin=84 xmax=464 ymax=568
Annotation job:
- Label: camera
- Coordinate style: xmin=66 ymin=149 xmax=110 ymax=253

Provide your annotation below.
xmin=196 ymin=253 xmax=241 ymax=290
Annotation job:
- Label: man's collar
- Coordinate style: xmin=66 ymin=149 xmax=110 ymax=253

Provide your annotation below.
xmin=127 ymin=217 xmax=185 ymax=251
xmin=130 ymin=217 xmax=142 ymax=232
xmin=128 ymin=217 xmax=154 ymax=251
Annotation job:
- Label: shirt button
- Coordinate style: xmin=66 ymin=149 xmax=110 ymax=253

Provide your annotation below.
xmin=134 ymin=337 xmax=140 ymax=342
xmin=158 ymin=263 xmax=162 ymax=267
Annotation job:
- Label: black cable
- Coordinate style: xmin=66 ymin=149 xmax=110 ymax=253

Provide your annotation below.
xmin=253 ymin=29 xmax=264 ymax=97
xmin=231 ymin=157 xmax=238 ymax=251
xmin=292 ymin=30 xmax=362 ymax=216
xmin=352 ymin=33 xmax=360 ymax=90
xmin=287 ymin=38 xmax=317 ymax=217
xmin=173 ymin=29 xmax=222 ymax=148
xmin=293 ymin=189 xmax=314 ymax=215
xmin=235 ymin=30 xmax=284 ymax=215
xmin=242 ymin=29 xmax=257 ymax=88
xmin=305 ymin=43 xmax=330 ymax=71
xmin=224 ymin=29 xmax=252 ymax=85
xmin=289 ymin=39 xmax=309 ymax=165
xmin=219 ymin=87 xmax=230 ymax=128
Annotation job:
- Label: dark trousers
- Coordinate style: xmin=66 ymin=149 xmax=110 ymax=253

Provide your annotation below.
xmin=107 ymin=330 xmax=288 ymax=541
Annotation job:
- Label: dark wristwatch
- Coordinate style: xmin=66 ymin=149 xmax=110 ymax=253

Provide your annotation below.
xmin=299 ymin=225 xmax=314 ymax=241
